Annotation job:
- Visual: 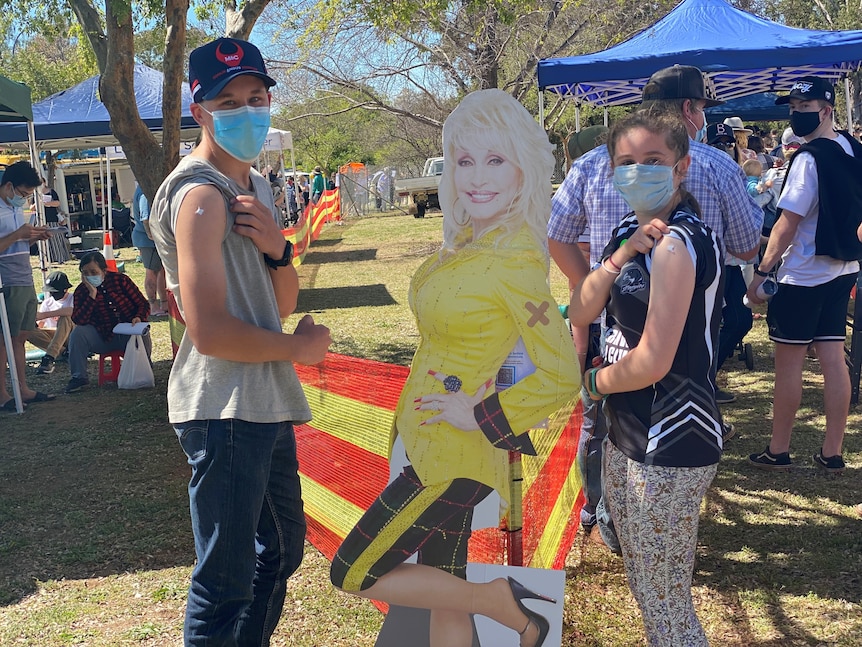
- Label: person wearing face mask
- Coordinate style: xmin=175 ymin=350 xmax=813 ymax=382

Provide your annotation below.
xmin=570 ymin=110 xmax=725 ymax=647
xmin=747 ymin=77 xmax=861 ymax=475
xmin=65 ymin=251 xmax=150 ymax=393
xmin=149 ymin=38 xmax=331 ymax=646
xmin=548 ymin=65 xmax=761 ymax=551
xmin=0 ymin=161 xmax=55 ymax=411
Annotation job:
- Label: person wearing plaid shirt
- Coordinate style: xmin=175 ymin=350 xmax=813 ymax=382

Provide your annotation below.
xmin=66 ymin=250 xmax=150 ymax=392
xmin=548 ymin=65 xmax=762 ymax=550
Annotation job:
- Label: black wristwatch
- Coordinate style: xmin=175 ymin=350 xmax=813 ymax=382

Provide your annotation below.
xmin=754 ymin=265 xmax=771 ymax=277
xmin=264 ymin=240 xmax=294 ymax=269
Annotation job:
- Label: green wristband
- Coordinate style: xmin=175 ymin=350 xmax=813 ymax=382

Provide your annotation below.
xmin=586 ymin=367 xmax=606 ymax=400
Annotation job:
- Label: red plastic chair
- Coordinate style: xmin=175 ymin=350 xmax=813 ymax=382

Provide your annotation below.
xmin=98 ymin=351 xmax=124 ymax=386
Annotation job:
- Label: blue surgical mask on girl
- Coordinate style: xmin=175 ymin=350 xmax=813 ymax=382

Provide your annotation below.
xmin=85 ymin=275 xmax=104 ymax=288
xmin=612 ymin=164 xmax=677 ymax=216
xmin=199 ymin=105 xmax=271 ymax=163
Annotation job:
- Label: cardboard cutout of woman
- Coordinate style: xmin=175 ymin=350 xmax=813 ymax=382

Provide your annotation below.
xmin=330 ymin=89 xmax=579 ymax=647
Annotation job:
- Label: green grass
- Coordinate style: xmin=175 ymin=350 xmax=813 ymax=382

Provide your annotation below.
xmin=1 ymin=211 xmax=861 ymax=645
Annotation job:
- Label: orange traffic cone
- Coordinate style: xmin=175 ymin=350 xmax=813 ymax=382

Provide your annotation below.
xmin=103 ymin=230 xmax=118 ymax=272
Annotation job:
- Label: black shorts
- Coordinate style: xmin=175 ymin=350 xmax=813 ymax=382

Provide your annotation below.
xmin=767 ymin=272 xmax=858 ymax=344
xmin=139 ymin=247 xmax=163 ymax=272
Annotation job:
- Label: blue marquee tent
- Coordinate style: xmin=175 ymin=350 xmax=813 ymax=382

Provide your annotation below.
xmin=537 ymin=0 xmax=862 ymax=107
xmin=0 ymin=64 xmax=198 ymax=149
xmin=705 ymin=92 xmax=788 ymax=123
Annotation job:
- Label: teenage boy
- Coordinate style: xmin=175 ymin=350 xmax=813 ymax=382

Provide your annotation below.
xmin=748 ymin=76 xmax=861 ymax=474
xmin=150 ymin=38 xmax=331 ymax=645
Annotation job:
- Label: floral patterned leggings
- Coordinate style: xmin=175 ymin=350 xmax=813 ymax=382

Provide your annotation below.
xmin=603 ymin=441 xmax=717 ymax=647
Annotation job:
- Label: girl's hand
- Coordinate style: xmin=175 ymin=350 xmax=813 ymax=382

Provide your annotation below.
xmin=620 ymin=219 xmax=670 ymax=259
xmin=415 ymin=370 xmax=495 ymax=431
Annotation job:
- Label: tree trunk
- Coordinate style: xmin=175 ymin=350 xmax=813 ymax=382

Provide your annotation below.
xmin=477 ymin=7 xmax=499 ymax=90
xmin=161 ymin=0 xmax=191 ymax=201
xmin=67 ymin=0 xmax=108 ymax=71
xmin=100 ymin=1 xmax=163 ymax=204
xmin=226 ymin=0 xmax=271 ymax=39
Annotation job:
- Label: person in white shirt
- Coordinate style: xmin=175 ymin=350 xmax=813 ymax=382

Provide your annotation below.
xmin=26 ymin=271 xmax=75 ymax=374
xmin=747 ymin=77 xmax=859 ymax=474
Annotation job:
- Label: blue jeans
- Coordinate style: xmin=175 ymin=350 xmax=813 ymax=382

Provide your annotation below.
xmin=717 ymin=265 xmax=752 ymax=369
xmin=68 ymin=324 xmax=152 ymax=380
xmin=174 ymin=419 xmax=306 ymax=647
xmin=577 ymin=323 xmax=620 ymax=553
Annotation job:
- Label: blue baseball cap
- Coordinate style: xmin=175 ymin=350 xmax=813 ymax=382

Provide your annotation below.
xmin=189 ymin=38 xmax=276 ymax=103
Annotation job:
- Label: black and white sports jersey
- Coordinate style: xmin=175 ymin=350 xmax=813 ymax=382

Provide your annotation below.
xmin=600 ymin=206 xmax=725 ymax=468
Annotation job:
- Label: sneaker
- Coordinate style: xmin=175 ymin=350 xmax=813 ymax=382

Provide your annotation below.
xmin=812 ymin=451 xmax=845 ymax=474
xmin=715 ymin=388 xmax=737 ymax=404
xmin=722 ymin=423 xmax=736 ymax=443
xmin=749 ymin=447 xmax=793 ymax=470
xmin=37 ymin=355 xmax=55 ymax=375
xmin=65 ymin=377 xmax=89 ymax=393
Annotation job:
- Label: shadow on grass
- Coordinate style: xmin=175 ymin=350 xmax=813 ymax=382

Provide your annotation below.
xmin=297 ymin=284 xmax=397 ymax=311
xmin=0 ymin=358 xmax=193 ymax=607
xmin=696 ymin=472 xmax=862 ymax=645
xmin=333 ymin=338 xmax=415 ymax=367
xmin=307 ymin=237 xmax=343 ymax=248
xmin=303 ymin=248 xmax=378 ymax=264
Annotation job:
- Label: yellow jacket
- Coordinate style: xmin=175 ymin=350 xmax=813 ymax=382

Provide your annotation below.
xmin=393 ymin=225 xmax=580 ymax=498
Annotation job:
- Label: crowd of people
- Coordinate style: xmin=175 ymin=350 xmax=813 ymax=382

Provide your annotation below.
xmin=2 ymin=36 xmax=860 ymax=646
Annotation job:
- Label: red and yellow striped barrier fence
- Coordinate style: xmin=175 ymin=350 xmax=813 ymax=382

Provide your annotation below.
xmin=294 ymin=353 xmax=584 ymax=570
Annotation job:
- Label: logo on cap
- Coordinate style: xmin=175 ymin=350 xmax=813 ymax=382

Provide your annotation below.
xmin=216 ymin=42 xmax=244 ymax=67
xmin=793 ymin=81 xmax=814 ymax=93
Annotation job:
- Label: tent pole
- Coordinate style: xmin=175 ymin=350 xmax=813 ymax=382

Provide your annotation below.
xmin=604 ymin=107 xmax=609 ymax=127
xmin=106 ymin=151 xmax=113 ymax=232
xmin=538 ymin=90 xmax=545 ymax=130
xmin=845 ymin=77 xmax=853 ymax=130
xmin=97 ymin=152 xmax=105 ymax=230
xmin=0 ymin=275 xmax=24 ymax=413
xmin=576 ymin=105 xmax=581 ymax=132
xmin=28 ymin=121 xmax=49 ymax=285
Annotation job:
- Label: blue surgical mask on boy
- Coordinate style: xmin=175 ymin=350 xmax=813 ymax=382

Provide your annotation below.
xmin=9 ymin=195 xmax=26 ymax=209
xmin=85 ymin=275 xmax=104 ymax=288
xmin=199 ymin=105 xmax=271 ymax=163
xmin=612 ymin=164 xmax=677 ymax=216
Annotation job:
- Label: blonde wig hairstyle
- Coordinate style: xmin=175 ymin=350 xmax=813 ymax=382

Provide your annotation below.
xmin=438 ymin=89 xmax=555 ymax=258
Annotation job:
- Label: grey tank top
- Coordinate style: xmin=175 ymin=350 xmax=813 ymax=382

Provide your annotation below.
xmin=151 ymin=157 xmax=311 ymax=424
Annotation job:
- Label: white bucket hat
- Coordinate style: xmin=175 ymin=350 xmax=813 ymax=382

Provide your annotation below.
xmin=723 ymin=116 xmax=753 ymax=134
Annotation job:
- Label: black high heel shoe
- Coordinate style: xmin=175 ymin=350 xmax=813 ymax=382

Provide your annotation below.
xmin=507 ymin=576 xmax=555 ymax=647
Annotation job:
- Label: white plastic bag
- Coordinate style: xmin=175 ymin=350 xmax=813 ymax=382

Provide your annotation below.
xmin=117 ymin=334 xmax=154 ymax=389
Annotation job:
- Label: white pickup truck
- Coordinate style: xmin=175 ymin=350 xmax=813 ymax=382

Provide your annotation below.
xmin=394 ymin=156 xmax=443 ymax=218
